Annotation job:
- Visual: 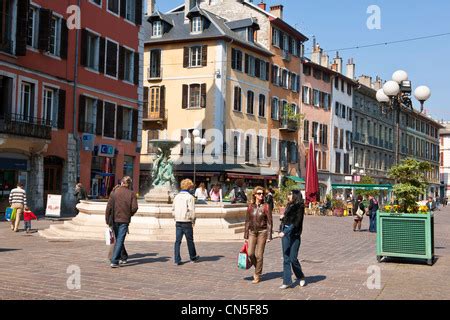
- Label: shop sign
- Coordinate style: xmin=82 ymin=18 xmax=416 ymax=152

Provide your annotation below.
xmin=0 ymin=158 xmax=28 ymax=170
xmin=82 ymin=134 xmax=95 ymax=151
xmin=97 ymin=144 xmax=115 ymax=157
xmin=45 ymin=194 xmax=62 ymax=218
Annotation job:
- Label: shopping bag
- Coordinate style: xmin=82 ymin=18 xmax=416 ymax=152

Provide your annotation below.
xmin=5 ymin=207 xmax=15 ymax=221
xmin=105 ymin=227 xmax=115 ymax=245
xmin=10 ymin=208 xmax=17 ymax=222
xmin=237 ymin=242 xmax=251 ymax=270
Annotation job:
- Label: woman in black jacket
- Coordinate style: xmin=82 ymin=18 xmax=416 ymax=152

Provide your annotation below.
xmin=279 ymin=190 xmax=306 ymax=289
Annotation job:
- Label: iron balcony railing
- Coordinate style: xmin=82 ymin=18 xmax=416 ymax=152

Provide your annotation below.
xmin=143 ymin=108 xmax=167 ymax=121
xmin=0 ymin=113 xmax=52 ymax=139
xmin=280 ymin=118 xmax=298 ymax=132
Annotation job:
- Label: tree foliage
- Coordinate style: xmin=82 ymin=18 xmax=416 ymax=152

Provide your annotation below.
xmin=355 ymin=175 xmax=380 ymax=198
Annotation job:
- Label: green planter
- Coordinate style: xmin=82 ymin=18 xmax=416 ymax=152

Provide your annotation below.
xmin=377 ymin=212 xmax=434 ymax=265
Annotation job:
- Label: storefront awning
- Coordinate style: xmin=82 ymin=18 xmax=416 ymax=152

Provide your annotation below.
xmin=287 ymin=176 xmax=305 ymax=184
xmin=332 ymin=184 xmax=393 ymax=190
xmin=227 ymin=173 xmax=276 ymax=180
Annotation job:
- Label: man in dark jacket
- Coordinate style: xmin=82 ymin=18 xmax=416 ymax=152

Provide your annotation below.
xmin=368 ymin=195 xmax=379 ymax=233
xmin=105 ymin=176 xmax=138 ymax=268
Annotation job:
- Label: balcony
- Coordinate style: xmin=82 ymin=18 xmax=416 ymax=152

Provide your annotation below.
xmin=282 ymin=50 xmax=291 ymax=61
xmin=0 ymin=113 xmax=52 ymax=140
xmin=143 ymin=108 xmax=167 ymax=122
xmin=279 ymin=118 xmax=298 ymax=132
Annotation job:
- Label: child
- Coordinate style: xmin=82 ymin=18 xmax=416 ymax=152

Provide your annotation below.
xmin=23 ymin=206 xmax=37 ymax=233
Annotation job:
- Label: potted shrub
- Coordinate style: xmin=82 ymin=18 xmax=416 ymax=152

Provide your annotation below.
xmin=377 ymin=159 xmax=434 ymax=265
xmin=274 ymin=179 xmax=297 ymax=216
xmin=332 ymin=199 xmax=346 ymax=217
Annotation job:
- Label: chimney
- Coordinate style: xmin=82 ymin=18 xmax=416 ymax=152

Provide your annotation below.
xmin=270 ymin=5 xmax=284 ymax=20
xmin=321 ymin=54 xmax=329 ymax=68
xmin=358 ymin=75 xmax=372 ymax=88
xmin=146 ymin=0 xmax=155 ymax=15
xmin=330 ymin=63 xmax=338 ymax=72
xmin=373 ymin=76 xmax=383 ymax=90
xmin=311 ymin=43 xmax=322 ymax=65
xmin=258 ymin=1 xmax=267 ymax=11
xmin=346 ymin=58 xmax=355 ymax=80
xmin=333 ymin=51 xmax=342 ymax=74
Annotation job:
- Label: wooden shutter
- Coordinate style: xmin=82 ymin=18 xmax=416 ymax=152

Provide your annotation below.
xmin=271 ymin=65 xmax=275 ymax=83
xmin=118 ymin=46 xmax=125 ymax=80
xmin=143 ymin=87 xmax=149 ymax=119
xmin=265 ymin=62 xmax=270 ymax=81
xmin=134 ymin=51 xmax=139 ymax=84
xmin=201 ymin=45 xmax=207 ymax=66
xmin=116 ymin=105 xmax=124 ymax=140
xmin=183 ymin=47 xmax=189 ymax=68
xmin=38 ymin=8 xmax=52 ymax=52
xmin=78 ymin=95 xmax=86 ymax=132
xmin=57 ymin=89 xmax=66 ymax=129
xmin=244 ymin=54 xmax=249 ymax=74
xmin=160 ymin=85 xmax=166 ymax=117
xmin=60 ymin=19 xmax=68 ymax=59
xmin=120 ymin=0 xmax=127 ymax=18
xmin=132 ymin=109 xmax=138 ymax=141
xmin=80 ymin=29 xmax=88 ymax=66
xmin=99 ymin=37 xmax=106 ymax=73
xmin=255 ymin=59 xmax=260 ymax=78
xmin=135 ymin=0 xmax=143 ymax=25
xmin=15 ymin=0 xmax=30 ymax=56
xmin=96 ymin=100 xmax=104 ymax=136
xmin=201 ymin=84 xmax=206 ymax=108
xmin=182 ymin=85 xmax=188 ymax=109
xmin=231 ymin=48 xmax=236 ymax=70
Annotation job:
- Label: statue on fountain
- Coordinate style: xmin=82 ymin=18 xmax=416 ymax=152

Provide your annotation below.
xmin=152 ymin=149 xmax=176 ymax=188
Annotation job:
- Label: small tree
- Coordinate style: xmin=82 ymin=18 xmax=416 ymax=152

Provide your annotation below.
xmin=388 ymin=158 xmax=432 ymax=213
xmin=284 ymin=103 xmax=305 ymax=127
xmin=355 ymin=176 xmax=380 ymax=199
xmin=274 ymin=179 xmax=298 ymax=209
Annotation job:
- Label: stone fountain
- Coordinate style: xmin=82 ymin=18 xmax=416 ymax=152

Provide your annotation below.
xmin=39 ymin=139 xmax=248 ymax=242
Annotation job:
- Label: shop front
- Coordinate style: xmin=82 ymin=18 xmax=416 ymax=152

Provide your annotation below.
xmin=0 ymin=155 xmax=28 ymax=212
xmin=90 ymin=144 xmax=117 ymax=199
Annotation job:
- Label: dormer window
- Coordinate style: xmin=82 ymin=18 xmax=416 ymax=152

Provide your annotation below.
xmin=247 ymin=28 xmax=254 ymax=43
xmin=152 ymin=21 xmax=162 ymax=37
xmin=191 ymin=16 xmax=202 ymax=34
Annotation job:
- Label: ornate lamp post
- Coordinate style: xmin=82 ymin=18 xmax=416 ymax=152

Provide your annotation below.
xmin=184 ymin=129 xmax=207 ymax=187
xmin=376 ymin=70 xmax=431 ymax=165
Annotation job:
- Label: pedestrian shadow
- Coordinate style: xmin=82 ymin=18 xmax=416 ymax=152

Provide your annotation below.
xmin=196 ymin=255 xmax=224 ymax=262
xmin=127 ymin=253 xmax=158 ymax=259
xmin=0 ymin=248 xmax=21 ymax=253
xmin=122 ymin=256 xmax=171 ymax=267
xmin=304 ymin=275 xmax=326 ymax=285
xmin=244 ymin=272 xmax=283 ymax=282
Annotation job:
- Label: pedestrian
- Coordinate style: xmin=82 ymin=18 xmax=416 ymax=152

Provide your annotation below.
xmin=445 ymin=197 xmax=448 ymax=207
xmin=8 ymin=182 xmax=27 ymax=232
xmin=426 ymin=196 xmax=436 ymax=212
xmin=230 ymin=179 xmax=248 ymax=204
xmin=23 ymin=206 xmax=38 ymax=234
xmin=244 ymin=187 xmax=273 ymax=284
xmin=368 ymin=194 xmax=379 ymax=233
xmin=209 ymin=184 xmax=223 ymax=203
xmin=265 ymin=188 xmax=275 ymax=217
xmin=173 ymin=179 xmax=200 ymax=265
xmin=105 ymin=176 xmax=138 ymax=268
xmin=194 ymin=182 xmax=208 ymax=204
xmin=74 ymin=183 xmax=88 ymax=202
xmin=278 ymin=190 xmax=306 ymax=289
xmin=352 ymin=195 xmax=365 ymax=232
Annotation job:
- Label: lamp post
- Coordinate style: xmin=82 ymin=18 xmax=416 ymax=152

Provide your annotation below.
xmin=183 ymin=129 xmax=207 ymax=187
xmin=376 ymin=70 xmax=431 ymax=165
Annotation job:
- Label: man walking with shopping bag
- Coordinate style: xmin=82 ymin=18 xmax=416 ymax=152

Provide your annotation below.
xmin=9 ymin=182 xmax=27 ymax=232
xmin=105 ymin=176 xmax=138 ymax=268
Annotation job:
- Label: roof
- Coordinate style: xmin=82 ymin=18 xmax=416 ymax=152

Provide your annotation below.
xmin=147 ymin=10 xmax=173 ymax=25
xmin=225 ymin=17 xmax=260 ymax=31
xmin=144 ymin=8 xmax=273 ymax=57
xmin=302 ymin=57 xmax=357 ymax=85
xmin=269 ymin=17 xmax=309 ymax=42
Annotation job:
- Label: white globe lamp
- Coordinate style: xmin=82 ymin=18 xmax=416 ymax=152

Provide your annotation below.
xmin=392 ymin=70 xmax=408 ymax=84
xmin=383 ymin=81 xmax=400 ymax=97
xmin=376 ymin=89 xmax=390 ymax=103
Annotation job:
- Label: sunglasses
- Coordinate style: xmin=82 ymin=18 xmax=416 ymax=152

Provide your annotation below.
xmin=256 ymin=192 xmax=264 ymax=195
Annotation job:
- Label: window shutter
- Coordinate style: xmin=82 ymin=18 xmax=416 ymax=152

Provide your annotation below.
xmin=160 ymin=85 xmax=166 ymax=117
xmin=120 ymin=0 xmax=127 ymax=18
xmin=135 ymin=0 xmax=143 ymax=25
xmin=255 ymin=58 xmax=260 ymax=78
xmin=182 ymin=84 xmax=188 ymax=109
xmin=116 ymin=106 xmax=124 ymax=140
xmin=78 ymin=95 xmax=86 ymax=132
xmin=57 ymin=89 xmax=66 ymax=129
xmin=231 ymin=48 xmax=236 ymax=70
xmin=118 ymin=46 xmax=125 ymax=80
xmin=183 ymin=47 xmax=189 ymax=68
xmin=271 ymin=65 xmax=275 ymax=83
xmin=60 ymin=19 xmax=68 ymax=59
xmin=96 ymin=100 xmax=104 ymax=136
xmin=143 ymin=87 xmax=149 ymax=119
xmin=15 ymin=0 xmax=30 ymax=56
xmin=80 ymin=29 xmax=88 ymax=66
xmin=288 ymin=36 xmax=293 ymax=53
xmin=38 ymin=8 xmax=52 ymax=52
xmin=106 ymin=41 xmax=118 ymax=76
xmin=245 ymin=54 xmax=249 ymax=74
xmin=201 ymin=83 xmax=206 ymax=108
xmin=99 ymin=37 xmax=106 ymax=73
xmin=132 ymin=109 xmax=138 ymax=141
xmin=134 ymin=51 xmax=140 ymax=84
xmin=201 ymin=45 xmax=207 ymax=66
xmin=265 ymin=62 xmax=269 ymax=81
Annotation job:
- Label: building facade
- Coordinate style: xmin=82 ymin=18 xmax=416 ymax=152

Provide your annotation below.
xmin=1 ymin=0 xmax=144 ymax=214
xmin=439 ymin=121 xmax=450 ymax=199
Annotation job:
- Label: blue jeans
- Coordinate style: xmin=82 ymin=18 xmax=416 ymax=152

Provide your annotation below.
xmin=281 ymin=225 xmax=305 ymax=285
xmin=24 ymin=221 xmax=31 ymax=230
xmin=111 ymin=223 xmax=129 ymax=265
xmin=369 ymin=211 xmax=377 ymax=232
xmin=174 ymin=222 xmax=197 ymax=264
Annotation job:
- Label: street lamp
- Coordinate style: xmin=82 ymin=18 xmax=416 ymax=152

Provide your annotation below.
xmin=183 ymin=129 xmax=207 ymax=187
xmin=376 ymin=70 xmax=431 ymax=165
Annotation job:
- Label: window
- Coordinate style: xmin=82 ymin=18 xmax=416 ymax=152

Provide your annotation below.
xmin=43 ymin=87 xmax=58 ymax=128
xmin=313 ymin=90 xmax=320 ymax=107
xmin=341 ymin=80 xmax=345 ymax=92
xmin=247 ymin=28 xmax=254 ymax=42
xmin=108 ymin=0 xmax=119 ymax=15
xmin=344 ymin=153 xmax=350 ymax=174
xmin=323 ymin=93 xmax=329 ymax=111
xmin=125 ymin=0 xmax=136 ymax=22
xmin=348 ymin=108 xmax=352 ymax=121
xmin=282 ymin=69 xmax=289 ymax=88
xmin=341 ymin=104 xmax=346 ymax=119
xmin=335 ymin=152 xmax=341 ymax=174
xmin=106 ymin=40 xmax=118 ymax=77
xmin=149 ymin=49 xmax=161 ymax=78
xmin=149 ymin=86 xmax=160 ymax=114
xmin=233 ymin=86 xmax=242 ymax=112
xmin=323 ymin=73 xmax=330 ymax=83
xmin=271 ymin=138 xmax=279 ymax=160
xmin=340 ymin=129 xmax=344 ymax=149
xmin=303 ymin=120 xmax=309 ymax=142
xmin=103 ymin=102 xmax=116 ymax=138
xmin=83 ymin=97 xmax=97 ymax=133
xmin=123 ymin=48 xmax=134 ymax=82
xmin=245 ymin=135 xmax=251 ymax=163
xmin=347 ymin=83 xmax=352 ymax=95
xmin=86 ymin=32 xmax=100 ymax=70
xmin=312 ymin=122 xmax=318 ymax=144
xmin=91 ymin=0 xmax=102 ymax=6
xmin=289 ymin=142 xmax=297 ymax=163
xmin=182 ymin=83 xmax=206 ymax=109
xmin=248 ymin=56 xmax=256 ymax=76
xmin=322 ymin=152 xmax=327 ymax=170
xmin=334 ymin=77 xmax=339 ymax=90
xmin=303 ymin=65 xmax=311 ymax=76
xmin=271 ymin=97 xmax=279 ymax=120
xmin=258 ymin=94 xmax=265 ymax=118
xmin=231 ymin=48 xmax=243 ymax=71
xmin=233 ymin=132 xmax=241 ymax=157
xmin=121 ymin=108 xmax=133 ymax=140
xmin=334 ymin=127 xmax=339 ymax=148
xmin=302 ymin=86 xmax=310 ymax=105
xmin=246 ymin=91 xmax=254 ymax=114
xmin=27 ymin=6 xmax=38 ymax=48
xmin=152 ymin=21 xmax=162 ymax=37
xmin=0 ymin=0 xmax=14 ymax=54
xmin=19 ymin=82 xmax=35 ymax=120
xmin=190 ymin=46 xmax=202 ymax=67
xmin=48 ymin=16 xmax=61 ymax=56
xmin=292 ymin=39 xmax=298 ymax=56
xmin=189 ymin=84 xmax=201 ymax=109
xmin=272 ymin=28 xmax=280 ymax=47
xmin=313 ymin=68 xmax=322 ymax=80
xmin=191 ymin=16 xmax=202 ymax=34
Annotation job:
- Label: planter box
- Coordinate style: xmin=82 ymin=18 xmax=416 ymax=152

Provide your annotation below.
xmin=376 ymin=212 xmax=434 ymax=265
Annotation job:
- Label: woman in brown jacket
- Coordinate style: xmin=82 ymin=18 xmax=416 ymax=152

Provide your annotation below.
xmin=244 ymin=186 xmax=273 ymax=284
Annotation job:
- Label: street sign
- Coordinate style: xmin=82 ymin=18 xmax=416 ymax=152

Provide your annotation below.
xmin=45 ymin=194 xmax=62 ymax=218
xmin=97 ymin=144 xmax=115 ymax=157
xmin=82 ymin=134 xmax=94 ymax=151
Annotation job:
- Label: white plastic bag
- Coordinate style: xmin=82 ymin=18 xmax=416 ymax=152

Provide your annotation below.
xmin=105 ymin=227 xmax=115 ymax=245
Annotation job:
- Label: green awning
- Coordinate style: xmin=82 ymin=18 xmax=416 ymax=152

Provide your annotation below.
xmin=332 ymin=184 xmax=393 ymax=191
xmin=288 ymin=176 xmax=305 ymax=183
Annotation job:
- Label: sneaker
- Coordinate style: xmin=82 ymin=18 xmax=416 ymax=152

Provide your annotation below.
xmin=299 ymin=278 xmax=306 ymax=287
xmin=279 ymin=284 xmax=290 ymax=289
xmin=119 ymin=260 xmax=127 ymax=265
xmin=174 ymin=262 xmax=182 ymax=266
xmin=110 ymin=263 xmax=119 ymax=268
xmin=190 ymin=256 xmax=200 ymax=263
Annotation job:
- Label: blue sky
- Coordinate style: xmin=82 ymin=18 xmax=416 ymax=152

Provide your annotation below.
xmin=154 ymin=0 xmax=450 ymax=121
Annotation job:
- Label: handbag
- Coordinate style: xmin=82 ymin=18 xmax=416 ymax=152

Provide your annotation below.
xmin=105 ymin=227 xmax=115 ymax=245
xmin=10 ymin=208 xmax=17 ymax=221
xmin=237 ymin=242 xmax=252 ymax=270
xmin=5 ymin=207 xmax=16 ymax=221
xmin=356 ymin=205 xmax=364 ymax=218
